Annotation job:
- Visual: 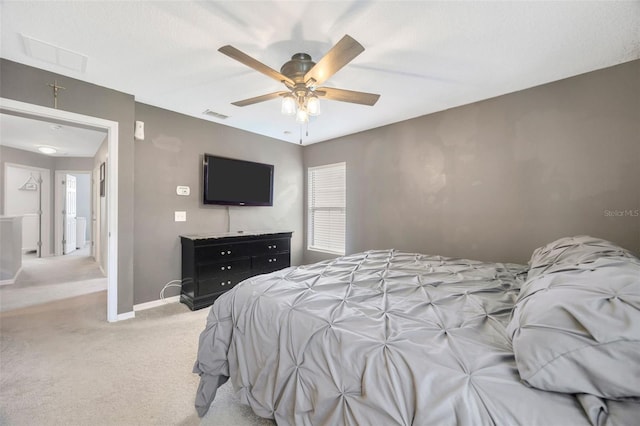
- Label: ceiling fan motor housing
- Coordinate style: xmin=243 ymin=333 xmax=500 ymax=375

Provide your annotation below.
xmin=280 ymin=53 xmax=316 ymax=84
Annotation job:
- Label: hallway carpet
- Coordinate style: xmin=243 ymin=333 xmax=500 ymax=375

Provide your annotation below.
xmin=0 ymin=249 xmax=107 ymax=312
xmin=15 ymin=248 xmax=104 ymax=287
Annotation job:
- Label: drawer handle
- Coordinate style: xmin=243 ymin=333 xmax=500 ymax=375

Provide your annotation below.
xmin=220 ymin=251 xmax=225 ymax=255
xmin=220 ymin=266 xmax=225 ymax=271
xmin=227 ymin=266 xmax=232 ymax=270
xmin=268 ymin=258 xmax=277 ymax=263
xmin=221 ymin=280 xmax=232 ymax=287
xmin=227 ymin=250 xmax=231 ymax=254
xmin=221 ymin=282 xmax=225 ymax=286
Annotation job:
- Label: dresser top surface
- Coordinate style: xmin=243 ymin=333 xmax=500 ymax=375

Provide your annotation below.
xmin=180 ymin=230 xmax=292 ymax=241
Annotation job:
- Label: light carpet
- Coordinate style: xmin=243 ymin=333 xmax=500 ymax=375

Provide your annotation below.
xmin=0 ymin=291 xmax=275 ymax=425
xmin=16 ymin=247 xmax=104 ymax=287
xmin=1 ymin=249 xmax=107 ymax=312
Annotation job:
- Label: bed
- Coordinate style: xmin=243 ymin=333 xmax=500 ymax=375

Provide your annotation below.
xmin=193 ymin=236 xmax=640 ymax=425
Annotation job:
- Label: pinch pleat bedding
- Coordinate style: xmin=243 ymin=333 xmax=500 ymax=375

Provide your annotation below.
xmin=194 ymin=247 xmax=640 ymax=425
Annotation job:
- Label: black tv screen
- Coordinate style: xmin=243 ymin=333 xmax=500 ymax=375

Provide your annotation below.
xmin=203 ymin=154 xmax=274 ymax=206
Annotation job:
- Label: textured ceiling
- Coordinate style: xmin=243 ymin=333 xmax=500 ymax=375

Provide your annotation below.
xmin=1 ymin=1 xmax=639 ymax=145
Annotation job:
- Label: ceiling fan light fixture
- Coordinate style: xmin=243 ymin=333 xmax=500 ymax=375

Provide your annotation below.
xmin=306 ymin=95 xmax=321 ymax=116
xmin=281 ymin=95 xmax=296 ymax=116
xmin=296 ymin=108 xmax=309 ymax=123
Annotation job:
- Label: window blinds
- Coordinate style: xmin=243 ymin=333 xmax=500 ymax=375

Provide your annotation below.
xmin=308 ymin=162 xmax=346 ymax=255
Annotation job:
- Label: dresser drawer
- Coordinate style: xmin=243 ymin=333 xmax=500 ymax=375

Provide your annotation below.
xmin=250 ymin=238 xmax=290 ymax=255
xmin=196 ymin=242 xmax=249 ymax=262
xmin=198 ymin=271 xmax=253 ymax=295
xmin=197 ymin=257 xmax=251 ymax=279
xmin=252 ymin=253 xmax=290 ymax=274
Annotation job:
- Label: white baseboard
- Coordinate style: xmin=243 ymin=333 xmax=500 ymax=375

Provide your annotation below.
xmin=133 ymin=295 xmax=180 ymax=312
xmin=111 ymin=296 xmax=180 ymax=322
xmin=114 ymin=311 xmax=135 ymax=322
xmin=0 ymin=266 xmax=22 ymax=286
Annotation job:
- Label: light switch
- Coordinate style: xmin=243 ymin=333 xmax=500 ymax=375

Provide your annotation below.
xmin=174 ymin=211 xmax=186 ymax=222
xmin=176 ymin=186 xmax=190 ymax=196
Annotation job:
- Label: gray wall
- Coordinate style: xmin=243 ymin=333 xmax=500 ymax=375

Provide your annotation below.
xmin=304 ymin=60 xmax=640 ymax=264
xmin=93 ymin=138 xmax=109 ymax=274
xmin=133 ymin=103 xmax=303 ymax=304
xmin=56 ymin=157 xmax=93 ymax=170
xmin=1 ymin=59 xmax=136 ymax=315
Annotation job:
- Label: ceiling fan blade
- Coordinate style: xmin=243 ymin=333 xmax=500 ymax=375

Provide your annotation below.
xmin=315 ymin=87 xmax=380 ymax=106
xmin=219 ymin=45 xmax=295 ymax=87
xmin=231 ymin=91 xmax=288 ymax=107
xmin=304 ymin=35 xmax=364 ymax=87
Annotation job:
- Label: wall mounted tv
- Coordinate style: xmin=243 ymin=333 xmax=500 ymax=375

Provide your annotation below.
xmin=203 ymin=154 xmax=274 ymax=206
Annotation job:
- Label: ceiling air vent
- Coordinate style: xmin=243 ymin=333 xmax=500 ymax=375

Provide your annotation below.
xmin=21 ymin=34 xmax=88 ymax=73
xmin=203 ymin=110 xmax=229 ymax=120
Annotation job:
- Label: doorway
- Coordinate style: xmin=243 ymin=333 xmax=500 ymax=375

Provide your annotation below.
xmin=2 ymin=154 xmax=104 ymax=312
xmin=54 ymin=171 xmax=93 ymax=257
xmin=0 ymin=97 xmax=119 ymax=322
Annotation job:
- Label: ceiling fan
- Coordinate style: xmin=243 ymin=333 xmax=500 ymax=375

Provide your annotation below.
xmin=218 ymin=35 xmax=380 ymax=123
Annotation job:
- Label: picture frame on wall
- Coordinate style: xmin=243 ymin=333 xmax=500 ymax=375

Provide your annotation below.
xmin=100 ymin=162 xmax=106 ymax=197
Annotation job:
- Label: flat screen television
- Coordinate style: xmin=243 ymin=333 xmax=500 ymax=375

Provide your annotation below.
xmin=203 ymin=154 xmax=274 ymax=206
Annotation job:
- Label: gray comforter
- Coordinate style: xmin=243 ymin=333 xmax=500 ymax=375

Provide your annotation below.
xmin=193 ymin=249 xmax=638 ymax=425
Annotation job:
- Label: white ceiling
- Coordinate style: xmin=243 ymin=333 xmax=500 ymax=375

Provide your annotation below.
xmin=0 ymin=113 xmax=106 ymax=157
xmin=1 ymin=1 xmax=639 ymax=145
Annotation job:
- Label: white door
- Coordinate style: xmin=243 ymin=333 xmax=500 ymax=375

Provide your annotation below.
xmin=63 ymin=174 xmax=77 ymax=254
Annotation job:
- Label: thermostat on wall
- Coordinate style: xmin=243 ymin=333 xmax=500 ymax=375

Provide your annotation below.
xmin=176 ymin=186 xmax=190 ymax=196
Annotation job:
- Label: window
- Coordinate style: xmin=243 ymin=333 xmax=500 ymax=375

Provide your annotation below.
xmin=307 ymin=162 xmax=346 ymax=255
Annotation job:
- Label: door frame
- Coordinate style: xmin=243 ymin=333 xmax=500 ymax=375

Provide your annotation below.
xmin=1 ymin=97 xmax=120 ymax=322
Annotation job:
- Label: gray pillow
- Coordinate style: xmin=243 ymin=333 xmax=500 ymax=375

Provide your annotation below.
xmin=526 ymin=235 xmax=636 ymax=280
xmin=508 ymin=236 xmax=640 ymax=399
